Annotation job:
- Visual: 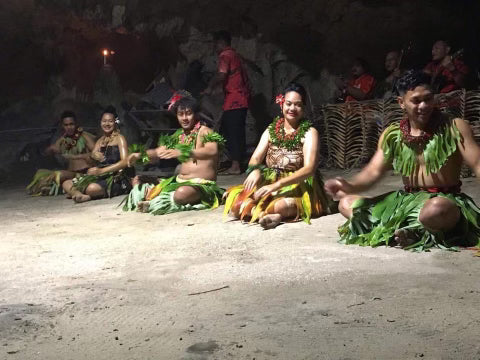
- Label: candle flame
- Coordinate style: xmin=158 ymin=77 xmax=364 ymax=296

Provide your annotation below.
xmin=102 ymin=49 xmax=108 ymax=56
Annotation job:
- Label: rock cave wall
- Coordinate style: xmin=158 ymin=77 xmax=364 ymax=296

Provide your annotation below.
xmin=0 ymin=0 xmax=478 ymax=176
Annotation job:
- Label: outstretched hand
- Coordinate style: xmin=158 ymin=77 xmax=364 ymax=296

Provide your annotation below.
xmin=324 ymin=177 xmax=352 ymax=200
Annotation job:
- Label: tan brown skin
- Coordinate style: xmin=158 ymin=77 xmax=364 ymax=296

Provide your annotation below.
xmin=325 ymin=85 xmax=480 ymax=243
xmin=240 ymin=90 xmax=320 ymax=228
xmin=128 ymin=107 xmax=219 ymax=206
xmin=62 ymin=113 xmax=129 ymax=203
xmin=44 ymin=117 xmax=96 ymax=183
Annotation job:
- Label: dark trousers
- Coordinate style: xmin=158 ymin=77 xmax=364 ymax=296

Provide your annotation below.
xmin=219 ymin=108 xmax=248 ymax=162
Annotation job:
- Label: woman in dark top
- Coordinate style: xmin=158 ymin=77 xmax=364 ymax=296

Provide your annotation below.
xmin=63 ymin=106 xmax=132 ymax=203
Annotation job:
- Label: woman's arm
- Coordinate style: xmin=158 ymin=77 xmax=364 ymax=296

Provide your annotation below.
xmin=244 ymin=129 xmax=270 ymax=191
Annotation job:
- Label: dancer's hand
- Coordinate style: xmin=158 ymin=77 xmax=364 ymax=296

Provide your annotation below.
xmin=91 ymin=151 xmax=105 ymax=162
xmin=243 ymin=170 xmax=262 ymax=191
xmin=87 ymin=167 xmax=102 ymax=176
xmin=254 ymin=184 xmax=278 ymax=201
xmin=158 ymin=149 xmax=181 ymax=159
xmin=154 ymin=146 xmax=169 ymax=158
xmin=127 ymin=153 xmax=140 ymax=167
xmin=324 ymin=177 xmax=352 ymax=200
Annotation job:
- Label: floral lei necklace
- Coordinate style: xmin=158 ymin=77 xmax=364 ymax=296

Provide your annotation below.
xmin=61 ymin=127 xmax=83 ymax=150
xmin=179 ymin=121 xmax=201 ymax=146
xmin=269 ymin=116 xmax=311 ymax=150
xmin=399 ymin=115 xmax=437 ymax=147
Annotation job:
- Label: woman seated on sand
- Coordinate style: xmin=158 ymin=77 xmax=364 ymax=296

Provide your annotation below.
xmin=223 ymin=83 xmax=336 ymax=229
xmin=62 ymin=106 xmax=133 ymax=203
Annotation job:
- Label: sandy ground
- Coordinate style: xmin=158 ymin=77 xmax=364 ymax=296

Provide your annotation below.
xmin=1 ymin=170 xmax=480 ymax=360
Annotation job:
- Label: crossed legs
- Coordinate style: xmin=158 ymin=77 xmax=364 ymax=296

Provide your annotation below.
xmin=338 ymin=194 xmax=461 ymax=247
xmin=138 ymin=185 xmax=202 ymax=212
xmin=62 ymin=180 xmax=105 ymax=203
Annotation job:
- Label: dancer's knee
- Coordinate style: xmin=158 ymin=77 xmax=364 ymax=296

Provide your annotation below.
xmin=338 ymin=195 xmax=360 ymax=218
xmin=419 ymin=197 xmax=460 ymax=231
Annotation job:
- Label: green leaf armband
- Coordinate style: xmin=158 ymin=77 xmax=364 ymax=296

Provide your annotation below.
xmin=175 ymin=143 xmax=193 ymax=163
xmin=128 ymin=144 xmax=150 ymax=164
xmin=245 ymin=164 xmax=266 ymax=175
xmin=202 ymin=132 xmax=226 ymax=147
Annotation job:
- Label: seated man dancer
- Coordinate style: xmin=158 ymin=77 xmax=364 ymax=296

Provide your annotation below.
xmin=27 ymin=111 xmax=95 ymax=196
xmin=325 ymin=70 xmax=480 ymax=251
xmin=123 ymin=94 xmax=225 ymax=215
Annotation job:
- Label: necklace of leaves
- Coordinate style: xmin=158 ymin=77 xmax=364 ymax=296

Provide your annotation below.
xmin=269 ymin=116 xmax=311 ymax=151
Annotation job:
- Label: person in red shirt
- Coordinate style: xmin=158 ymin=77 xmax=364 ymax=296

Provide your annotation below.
xmin=203 ymin=30 xmax=250 ymax=175
xmin=336 ymin=58 xmax=376 ymax=102
xmin=424 ymin=40 xmax=468 ymax=93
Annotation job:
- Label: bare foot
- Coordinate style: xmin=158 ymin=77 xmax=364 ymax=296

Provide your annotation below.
xmin=137 ymin=201 xmax=150 ymax=213
xmin=393 ymin=229 xmax=417 ymax=248
xmin=73 ymin=193 xmax=91 ymax=203
xmin=259 ymin=214 xmax=282 ymax=230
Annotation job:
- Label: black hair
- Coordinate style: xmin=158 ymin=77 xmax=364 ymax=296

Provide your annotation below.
xmin=60 ymin=110 xmax=76 ymax=121
xmin=172 ymin=96 xmax=200 ymax=114
xmin=396 ymin=69 xmax=432 ymax=95
xmin=102 ymin=105 xmax=118 ymax=118
xmin=353 ymin=57 xmax=370 ymax=73
xmin=213 ymin=30 xmax=231 ymax=46
xmin=283 ymin=82 xmax=308 ymax=104
xmin=435 ymin=39 xmax=451 ymax=48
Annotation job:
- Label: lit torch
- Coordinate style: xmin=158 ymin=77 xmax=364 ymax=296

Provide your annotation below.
xmin=102 ymin=49 xmax=115 ymax=66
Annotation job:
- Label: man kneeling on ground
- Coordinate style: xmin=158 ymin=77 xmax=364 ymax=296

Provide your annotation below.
xmin=325 ymin=70 xmax=480 ymax=251
xmin=123 ymin=94 xmax=225 ymax=215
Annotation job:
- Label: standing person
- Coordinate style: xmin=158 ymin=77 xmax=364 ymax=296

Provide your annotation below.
xmin=123 ymin=93 xmax=225 ymax=215
xmin=424 ymin=40 xmax=468 ymax=93
xmin=324 ymin=70 xmax=480 ymax=251
xmin=203 ymin=30 xmax=250 ymax=175
xmin=62 ymin=106 xmax=132 ymax=203
xmin=336 ymin=58 xmax=376 ymax=102
xmin=27 ymin=111 xmax=95 ymax=196
xmin=223 ymin=83 xmax=335 ymax=229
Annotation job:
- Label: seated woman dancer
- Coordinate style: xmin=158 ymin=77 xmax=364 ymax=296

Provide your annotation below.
xmin=27 ymin=111 xmax=95 ymax=196
xmin=224 ymin=83 xmax=335 ymax=229
xmin=62 ymin=106 xmax=133 ymax=203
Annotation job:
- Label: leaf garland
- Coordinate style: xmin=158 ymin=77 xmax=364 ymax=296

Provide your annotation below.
xmin=128 ymin=144 xmax=150 ymax=164
xmin=381 ymin=116 xmax=461 ymax=176
xmin=202 ymin=132 xmax=226 ymax=147
xmin=268 ymin=116 xmax=312 ymax=151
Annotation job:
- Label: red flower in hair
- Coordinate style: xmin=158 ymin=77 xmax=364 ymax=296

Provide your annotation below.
xmin=275 ymin=94 xmax=285 ymax=110
xmin=168 ymin=93 xmax=184 ymax=111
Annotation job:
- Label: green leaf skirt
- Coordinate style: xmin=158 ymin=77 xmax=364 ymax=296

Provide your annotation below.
xmin=223 ymin=168 xmax=336 ymax=224
xmin=122 ymin=176 xmax=225 ymax=215
xmin=26 ymin=169 xmax=63 ymax=196
xmin=339 ymin=190 xmax=480 ymax=251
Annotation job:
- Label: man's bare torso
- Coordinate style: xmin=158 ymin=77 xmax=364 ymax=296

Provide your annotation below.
xmin=178 ymin=126 xmax=218 ymax=181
